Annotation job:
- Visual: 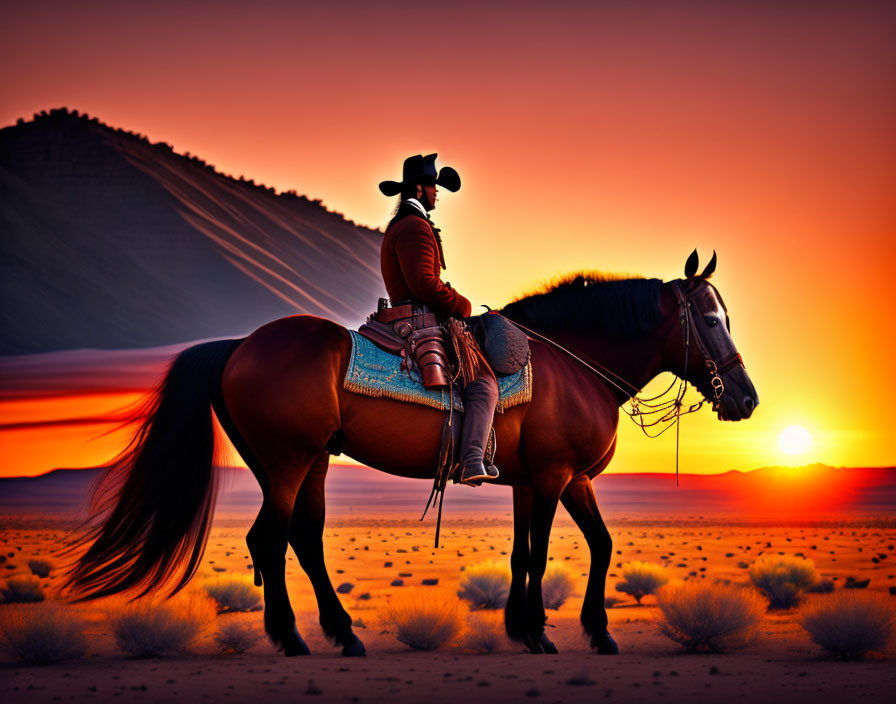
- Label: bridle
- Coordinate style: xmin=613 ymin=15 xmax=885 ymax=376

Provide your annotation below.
xmin=505 ymin=278 xmax=741 ymax=483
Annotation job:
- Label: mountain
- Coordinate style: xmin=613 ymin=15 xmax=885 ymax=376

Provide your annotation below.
xmin=0 ymin=108 xmax=385 ymax=355
xmin=2 ymin=464 xmax=894 ymax=518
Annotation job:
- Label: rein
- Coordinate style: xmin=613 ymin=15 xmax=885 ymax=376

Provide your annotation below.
xmin=501 ymin=280 xmax=727 ymax=485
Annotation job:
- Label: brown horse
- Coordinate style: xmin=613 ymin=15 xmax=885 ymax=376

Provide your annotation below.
xmin=65 ymin=251 xmax=757 ymax=658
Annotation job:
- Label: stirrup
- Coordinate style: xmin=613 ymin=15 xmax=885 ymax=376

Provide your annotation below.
xmin=459 ymin=462 xmax=499 ymax=486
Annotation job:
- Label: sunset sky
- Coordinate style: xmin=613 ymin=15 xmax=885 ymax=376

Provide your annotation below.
xmin=1 ymin=0 xmax=894 ymax=477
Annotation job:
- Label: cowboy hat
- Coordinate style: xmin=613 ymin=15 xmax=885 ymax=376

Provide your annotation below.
xmin=378 ymin=153 xmax=461 ymax=196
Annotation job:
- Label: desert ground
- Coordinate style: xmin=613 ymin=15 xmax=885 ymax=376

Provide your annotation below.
xmin=1 ymin=508 xmax=895 ymax=704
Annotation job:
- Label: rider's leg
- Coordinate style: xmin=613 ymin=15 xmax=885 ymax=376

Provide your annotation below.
xmin=458 ymin=372 xmax=499 ymax=484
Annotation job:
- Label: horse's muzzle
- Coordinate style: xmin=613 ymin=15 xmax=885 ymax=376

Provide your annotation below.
xmin=716 ymin=369 xmax=758 ymax=421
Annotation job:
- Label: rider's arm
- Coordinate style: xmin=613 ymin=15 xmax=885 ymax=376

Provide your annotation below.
xmin=392 ymin=219 xmax=472 ymax=319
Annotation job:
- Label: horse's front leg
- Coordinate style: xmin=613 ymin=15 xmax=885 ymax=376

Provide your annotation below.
xmin=505 ymin=486 xmax=533 ymax=648
xmin=560 ymin=474 xmax=618 ymax=654
xmin=288 ymin=453 xmax=365 ymax=657
xmin=524 ymin=473 xmax=570 ymax=654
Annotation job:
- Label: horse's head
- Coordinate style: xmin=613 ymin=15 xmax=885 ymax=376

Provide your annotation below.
xmin=665 ymin=250 xmax=758 ymax=421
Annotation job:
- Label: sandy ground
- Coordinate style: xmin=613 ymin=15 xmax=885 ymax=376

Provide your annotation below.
xmin=1 ymin=512 xmax=895 ymax=703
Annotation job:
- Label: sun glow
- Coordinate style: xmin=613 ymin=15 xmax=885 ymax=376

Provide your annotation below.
xmin=778 ymin=425 xmax=812 ymax=455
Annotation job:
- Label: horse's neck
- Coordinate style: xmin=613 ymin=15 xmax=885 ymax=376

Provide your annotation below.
xmin=542 ymin=326 xmax=672 ymax=405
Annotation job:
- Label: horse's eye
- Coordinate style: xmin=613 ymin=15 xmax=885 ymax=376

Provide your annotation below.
xmin=704 ymin=317 xmax=718 ymax=327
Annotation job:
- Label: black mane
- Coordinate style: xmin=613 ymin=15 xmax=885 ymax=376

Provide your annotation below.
xmin=500 ymin=273 xmax=664 ymax=337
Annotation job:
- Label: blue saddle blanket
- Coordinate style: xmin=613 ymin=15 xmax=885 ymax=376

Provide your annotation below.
xmin=344 ymin=331 xmax=532 ymax=413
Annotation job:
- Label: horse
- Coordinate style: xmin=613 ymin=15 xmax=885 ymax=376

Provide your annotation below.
xmin=64 ymin=250 xmax=758 ymax=658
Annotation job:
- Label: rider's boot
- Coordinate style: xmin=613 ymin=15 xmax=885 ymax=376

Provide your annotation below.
xmin=458 ymin=375 xmax=500 ymax=486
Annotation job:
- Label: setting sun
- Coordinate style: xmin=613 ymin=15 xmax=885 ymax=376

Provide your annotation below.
xmin=778 ymin=425 xmax=812 ymax=455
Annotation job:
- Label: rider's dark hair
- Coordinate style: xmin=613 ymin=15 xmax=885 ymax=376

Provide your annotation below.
xmin=389 ymin=182 xmax=423 ymax=219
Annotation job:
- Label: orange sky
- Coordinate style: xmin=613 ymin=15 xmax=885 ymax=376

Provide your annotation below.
xmin=1 ymin=1 xmax=895 ymax=477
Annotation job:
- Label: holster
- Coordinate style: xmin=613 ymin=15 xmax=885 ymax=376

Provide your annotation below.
xmin=407 ymin=326 xmax=451 ymax=388
xmin=361 ymin=302 xmax=452 ymax=389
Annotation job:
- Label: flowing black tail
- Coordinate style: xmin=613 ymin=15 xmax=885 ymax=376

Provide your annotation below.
xmin=64 ymin=339 xmax=242 ymax=600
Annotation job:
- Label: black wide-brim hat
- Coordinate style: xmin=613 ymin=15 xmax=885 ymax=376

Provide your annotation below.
xmin=378 ymin=153 xmax=461 ymax=196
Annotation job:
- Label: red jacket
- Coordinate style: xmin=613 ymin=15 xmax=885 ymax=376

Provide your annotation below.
xmin=380 ymin=211 xmax=472 ymax=319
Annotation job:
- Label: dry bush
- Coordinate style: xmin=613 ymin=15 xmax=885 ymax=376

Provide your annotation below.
xmin=615 ymin=561 xmax=669 ymax=604
xmin=465 ymin=611 xmax=505 ymax=653
xmin=27 ymin=559 xmax=53 ymax=578
xmin=0 ymin=602 xmax=88 ymax=664
xmin=1 ymin=575 xmax=45 ymax=603
xmin=542 ymin=564 xmax=576 ymax=609
xmin=457 ymin=560 xmax=510 ymax=610
xmin=204 ymin=576 xmax=262 ymax=613
xmin=385 ymin=590 xmax=463 ymax=650
xmin=749 ymin=555 xmax=818 ymax=608
xmin=799 ymin=591 xmax=896 ymax=660
xmin=110 ymin=593 xmax=215 ymax=657
xmin=656 ymin=581 xmax=766 ymax=652
xmin=214 ymin=619 xmax=262 ymax=654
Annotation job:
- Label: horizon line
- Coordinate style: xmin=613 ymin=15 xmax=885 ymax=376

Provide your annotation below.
xmin=6 ymin=461 xmax=895 ymax=482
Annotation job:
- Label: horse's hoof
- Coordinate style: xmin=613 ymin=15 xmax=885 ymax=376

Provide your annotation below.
xmin=284 ymin=641 xmax=311 ymax=656
xmin=537 ymin=632 xmax=558 ymax=654
xmin=593 ymin=631 xmax=619 ymax=655
xmin=282 ymin=628 xmax=311 ymax=656
xmin=522 ymin=633 xmax=545 ymax=654
xmin=340 ymin=634 xmax=367 ymax=657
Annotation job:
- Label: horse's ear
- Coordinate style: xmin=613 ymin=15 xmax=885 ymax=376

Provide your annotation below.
xmin=684 ymin=249 xmax=699 ymax=278
xmin=700 ymin=250 xmax=717 ymax=279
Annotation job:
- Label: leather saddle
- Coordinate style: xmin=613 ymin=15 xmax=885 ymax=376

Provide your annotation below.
xmin=358 ymin=300 xmax=530 ymax=381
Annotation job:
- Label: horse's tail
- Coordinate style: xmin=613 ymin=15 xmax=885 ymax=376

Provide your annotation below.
xmin=63 ymin=338 xmax=243 ymax=601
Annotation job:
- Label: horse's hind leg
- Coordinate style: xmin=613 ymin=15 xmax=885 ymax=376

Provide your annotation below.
xmin=246 ymin=450 xmax=317 ymax=656
xmin=288 ymin=453 xmax=366 ymax=657
xmin=560 ymin=474 xmax=618 ymax=654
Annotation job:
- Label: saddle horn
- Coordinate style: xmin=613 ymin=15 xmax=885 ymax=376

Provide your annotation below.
xmin=700 ymin=250 xmax=717 ymax=279
xmin=684 ymin=249 xmax=699 ymax=278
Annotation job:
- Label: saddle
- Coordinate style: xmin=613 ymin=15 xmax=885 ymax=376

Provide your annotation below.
xmin=358 ymin=299 xmax=531 ymax=384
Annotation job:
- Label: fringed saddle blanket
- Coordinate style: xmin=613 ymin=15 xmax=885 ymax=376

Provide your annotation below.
xmin=344 ymin=331 xmax=533 ymax=413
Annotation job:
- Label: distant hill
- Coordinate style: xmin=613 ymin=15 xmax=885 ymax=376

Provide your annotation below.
xmin=2 ymin=464 xmax=893 ymax=519
xmin=0 ymin=107 xmax=385 ymax=355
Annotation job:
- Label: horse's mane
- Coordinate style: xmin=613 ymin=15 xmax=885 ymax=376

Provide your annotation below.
xmin=500 ymin=271 xmax=664 ymax=337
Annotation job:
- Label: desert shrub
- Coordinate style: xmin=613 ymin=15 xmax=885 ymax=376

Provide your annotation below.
xmin=0 ymin=602 xmax=88 ymax=664
xmin=1 ymin=575 xmax=45 ymax=603
xmin=656 ymin=581 xmax=766 ymax=652
xmin=542 ymin=564 xmax=576 ymax=610
xmin=110 ymin=594 xmax=215 ymax=657
xmin=799 ymin=591 xmax=896 ymax=660
xmin=749 ymin=555 xmax=818 ymax=608
xmin=214 ymin=619 xmax=261 ymax=654
xmin=385 ymin=590 xmax=463 ymax=650
xmin=204 ymin=576 xmax=262 ymax=613
xmin=27 ymin=559 xmax=53 ymax=578
xmin=604 ymin=596 xmax=622 ymax=609
xmin=615 ymin=561 xmax=669 ymax=604
xmin=457 ymin=561 xmax=510 ymax=610
xmin=465 ymin=611 xmax=505 ymax=653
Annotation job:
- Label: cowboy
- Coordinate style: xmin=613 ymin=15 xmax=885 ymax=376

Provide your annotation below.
xmin=378 ymin=154 xmax=499 ymax=486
